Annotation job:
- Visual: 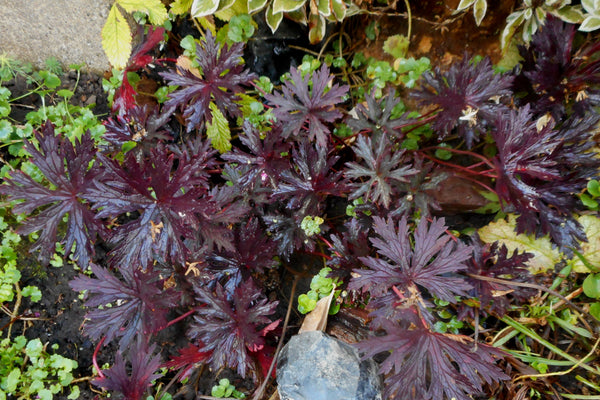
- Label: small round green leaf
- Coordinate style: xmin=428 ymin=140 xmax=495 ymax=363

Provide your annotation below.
xmin=583 ymin=273 xmax=600 ymax=298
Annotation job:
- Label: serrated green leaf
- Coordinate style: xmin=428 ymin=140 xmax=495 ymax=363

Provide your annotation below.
xmin=22 ymin=285 xmax=42 ymax=302
xmin=117 ymin=0 xmax=168 ymax=24
xmin=102 ymin=5 xmax=132 ymax=70
xmin=473 ymin=0 xmax=487 ymax=25
xmin=170 ymin=0 xmax=194 ymax=14
xmin=456 ymin=0 xmax=476 ymax=11
xmin=207 ymin=103 xmax=231 ymax=153
xmin=191 ymin=0 xmax=220 ymax=17
xmin=266 ymin=4 xmax=284 ymax=32
xmin=273 ymin=0 xmax=305 ymax=14
xmin=383 ymin=34 xmax=409 ymax=59
xmin=572 ymin=215 xmax=600 ymax=272
xmin=249 ymin=0 xmax=269 ymax=13
xmin=580 ymin=14 xmax=600 ymax=31
xmin=478 ymin=215 xmax=561 ymax=273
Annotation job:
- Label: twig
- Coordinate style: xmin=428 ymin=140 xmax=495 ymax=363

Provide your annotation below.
xmin=252 ymin=276 xmax=299 ymax=400
xmin=467 ymin=273 xmax=590 ymax=319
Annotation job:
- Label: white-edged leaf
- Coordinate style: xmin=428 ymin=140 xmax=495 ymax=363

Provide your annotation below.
xmin=117 ymin=0 xmax=168 ymax=25
xmin=102 ymin=4 xmax=132 ymax=70
xmin=330 ymin=0 xmax=346 ymax=20
xmin=553 ymin=5 xmax=584 ymax=24
xmin=308 ymin=12 xmax=326 ymax=43
xmin=456 ymin=0 xmax=476 ymax=12
xmin=207 ymin=103 xmax=231 ymax=153
xmin=273 ymin=0 xmax=305 ymax=14
xmin=317 ymin=0 xmax=331 ymax=17
xmin=580 ymin=14 xmax=600 ymax=31
xmin=266 ymin=3 xmax=284 ymax=32
xmin=473 ymin=0 xmax=487 ymax=25
xmin=191 ymin=0 xmax=220 ymax=17
xmin=249 ymin=0 xmax=269 ymax=13
xmin=170 ymin=0 xmax=194 ymax=15
xmin=582 ymin=0 xmax=598 ymax=14
xmin=478 ymin=215 xmax=562 ymax=273
xmin=501 ymin=11 xmax=525 ymax=51
xmin=215 ymin=0 xmax=248 ymax=20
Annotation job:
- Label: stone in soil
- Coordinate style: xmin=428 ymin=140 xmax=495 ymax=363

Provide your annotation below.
xmin=276 ymin=331 xmax=382 ymax=400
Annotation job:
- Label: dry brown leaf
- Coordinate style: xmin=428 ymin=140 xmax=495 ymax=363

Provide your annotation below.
xmin=298 ymin=288 xmax=335 ymax=333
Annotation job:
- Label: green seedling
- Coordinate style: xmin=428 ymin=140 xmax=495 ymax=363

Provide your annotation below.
xmin=298 ymin=267 xmax=342 ymax=315
xmin=211 ymin=378 xmax=246 ymax=399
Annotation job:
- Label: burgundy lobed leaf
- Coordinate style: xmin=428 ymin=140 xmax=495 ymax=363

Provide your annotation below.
xmin=265 ymin=64 xmax=348 ymax=147
xmin=0 ymin=121 xmax=103 ymax=266
xmin=93 ymin=340 xmax=164 ymax=400
xmin=345 ymin=134 xmax=417 ymax=209
xmin=188 ymin=279 xmax=279 ymax=380
xmin=84 ymin=141 xmax=217 ymax=266
xmin=413 ymin=55 xmax=513 ymax=148
xmin=161 ymin=30 xmax=256 ymax=132
xmin=349 ymin=215 xmax=472 ymax=303
xmin=356 ymin=318 xmax=508 ymax=400
xmin=69 ymin=263 xmax=180 ymax=350
xmin=164 ymin=344 xmax=211 ymax=381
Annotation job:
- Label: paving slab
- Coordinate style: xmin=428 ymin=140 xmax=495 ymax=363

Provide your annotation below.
xmin=0 ymin=0 xmax=112 ymax=73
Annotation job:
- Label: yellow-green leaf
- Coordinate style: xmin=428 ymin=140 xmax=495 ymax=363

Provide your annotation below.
xmin=117 ymin=0 xmax=168 ymax=25
xmin=473 ymin=0 xmax=487 ymax=26
xmin=102 ymin=4 xmax=132 ymax=70
xmin=456 ymin=0 xmax=476 ymax=12
xmin=478 ymin=215 xmax=562 ymax=273
xmin=207 ymin=103 xmax=231 ymax=153
xmin=330 ymin=0 xmax=346 ymax=21
xmin=191 ymin=0 xmax=220 ymax=17
xmin=170 ymin=0 xmax=194 ymax=15
xmin=308 ymin=12 xmax=326 ymax=44
xmin=215 ymin=0 xmax=248 ymax=21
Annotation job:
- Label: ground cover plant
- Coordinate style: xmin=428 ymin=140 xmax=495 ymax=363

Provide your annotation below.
xmin=2 ymin=2 xmax=600 ymax=399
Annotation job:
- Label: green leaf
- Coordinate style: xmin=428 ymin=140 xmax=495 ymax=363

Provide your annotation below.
xmin=5 ymin=368 xmax=20 ymax=392
xmin=580 ymin=193 xmax=599 ymax=210
xmin=102 ymin=5 xmax=132 ymax=70
xmin=191 ymin=0 xmax=220 ymax=17
xmin=117 ymin=0 xmax=168 ymax=25
xmin=583 ymin=274 xmax=600 ymax=298
xmin=249 ymin=0 xmax=269 ymax=13
xmin=572 ymin=215 xmax=600 ymax=272
xmin=473 ymin=0 xmax=487 ymax=25
xmin=298 ymin=293 xmax=317 ymax=314
xmin=272 ymin=0 xmax=305 ymax=13
xmin=206 ymin=103 xmax=231 ymax=153
xmin=37 ymin=389 xmax=52 ymax=400
xmin=0 ymin=120 xmax=12 ymax=140
xmin=300 ymin=215 xmax=324 ymax=237
xmin=39 ymin=71 xmax=61 ymax=89
xmin=588 ymin=179 xmax=600 ymax=197
xmin=25 ymin=338 xmax=43 ymax=359
xmin=383 ymin=34 xmax=409 ymax=59
xmin=170 ymin=0 xmax=194 ymax=15
xmin=590 ymin=302 xmax=600 ymax=321
xmin=581 ymin=0 xmax=599 ymax=14
xmin=478 ymin=215 xmax=561 ymax=273
xmin=580 ymin=15 xmax=600 ymax=31
xmin=265 ymin=4 xmax=284 ymax=33
xmin=22 ymin=285 xmax=42 ymax=302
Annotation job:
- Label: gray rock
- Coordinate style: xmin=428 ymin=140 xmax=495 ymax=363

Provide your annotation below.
xmin=276 ymin=331 xmax=382 ymax=400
